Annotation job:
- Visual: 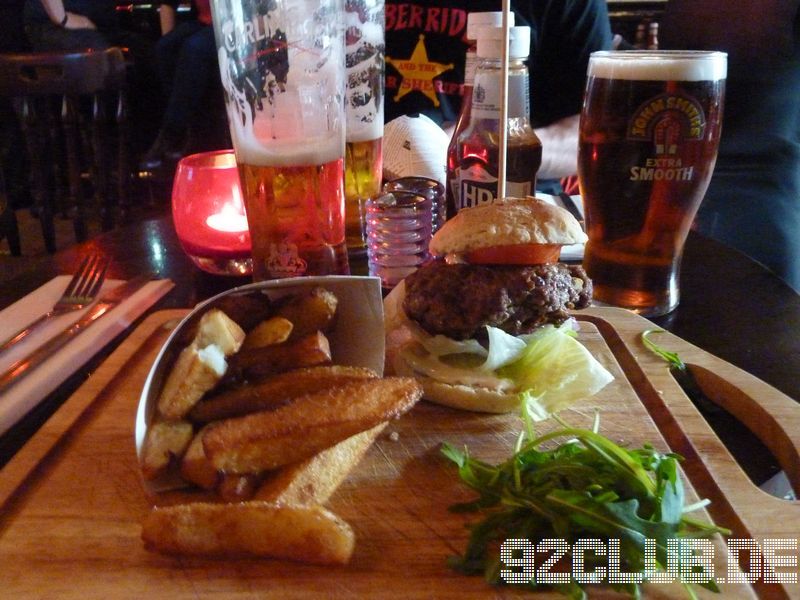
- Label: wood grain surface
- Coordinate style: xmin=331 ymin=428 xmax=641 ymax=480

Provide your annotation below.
xmin=1 ymin=308 xmax=798 ymax=599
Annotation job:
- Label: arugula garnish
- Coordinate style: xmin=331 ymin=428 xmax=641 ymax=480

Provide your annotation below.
xmin=442 ymin=410 xmax=730 ymax=598
xmin=642 ymin=329 xmax=723 ymax=416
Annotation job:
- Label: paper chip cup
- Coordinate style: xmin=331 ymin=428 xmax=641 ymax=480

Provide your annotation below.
xmin=135 ymin=276 xmax=384 ymax=493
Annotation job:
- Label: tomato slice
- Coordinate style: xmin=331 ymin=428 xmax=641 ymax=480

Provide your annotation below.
xmin=465 ymin=243 xmax=562 ymax=265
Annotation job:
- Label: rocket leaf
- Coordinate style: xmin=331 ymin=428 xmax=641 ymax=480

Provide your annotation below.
xmin=442 ymin=414 xmax=730 ymax=598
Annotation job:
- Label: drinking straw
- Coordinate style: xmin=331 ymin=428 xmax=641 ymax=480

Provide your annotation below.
xmin=497 ymin=0 xmax=511 ymax=200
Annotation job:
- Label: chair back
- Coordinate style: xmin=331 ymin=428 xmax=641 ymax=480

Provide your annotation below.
xmin=0 ymin=48 xmax=129 ymax=253
xmin=0 ymin=48 xmax=125 ymax=98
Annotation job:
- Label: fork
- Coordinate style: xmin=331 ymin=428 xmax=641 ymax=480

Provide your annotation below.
xmin=0 ymin=254 xmax=110 ymax=353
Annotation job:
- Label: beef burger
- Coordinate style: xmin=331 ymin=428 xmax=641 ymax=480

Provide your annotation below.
xmin=384 ymin=197 xmax=612 ymax=414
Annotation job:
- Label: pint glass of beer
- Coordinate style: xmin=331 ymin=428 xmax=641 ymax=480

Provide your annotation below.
xmin=210 ymin=0 xmax=349 ymax=280
xmin=344 ymin=0 xmax=385 ymax=252
xmin=578 ymin=51 xmax=726 ymax=316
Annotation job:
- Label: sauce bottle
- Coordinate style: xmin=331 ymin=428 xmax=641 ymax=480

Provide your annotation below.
xmin=455 ymin=26 xmax=542 ymax=210
xmin=445 ymin=11 xmax=512 ymax=219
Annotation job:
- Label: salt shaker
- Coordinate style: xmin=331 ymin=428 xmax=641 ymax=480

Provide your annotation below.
xmin=366 ymin=191 xmax=433 ymax=289
xmin=383 ymin=176 xmax=446 ymax=233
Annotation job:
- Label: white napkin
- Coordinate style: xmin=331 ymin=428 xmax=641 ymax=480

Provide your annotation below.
xmin=0 ymin=277 xmax=174 ymax=436
xmin=535 ymin=193 xmax=585 ymax=261
xmin=383 ymin=114 xmax=450 ymax=185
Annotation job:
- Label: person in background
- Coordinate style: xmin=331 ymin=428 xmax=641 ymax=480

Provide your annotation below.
xmin=23 ymin=0 xmax=160 ymax=153
xmin=661 ymin=1 xmax=800 ymax=293
xmin=139 ymin=0 xmax=218 ymax=170
xmin=383 ymin=0 xmax=612 ymax=181
xmin=24 ymin=0 xmax=118 ymax=50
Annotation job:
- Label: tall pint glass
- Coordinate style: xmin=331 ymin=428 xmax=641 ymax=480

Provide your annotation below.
xmin=578 ymin=51 xmax=726 ymax=316
xmin=211 ymin=0 xmax=349 ymax=280
xmin=343 ymin=0 xmax=385 ymax=252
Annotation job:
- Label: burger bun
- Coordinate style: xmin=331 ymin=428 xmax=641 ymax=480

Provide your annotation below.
xmin=429 ymin=196 xmax=587 ymax=258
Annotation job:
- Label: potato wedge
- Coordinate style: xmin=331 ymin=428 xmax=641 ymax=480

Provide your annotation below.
xmin=212 ymin=294 xmax=273 ymax=332
xmin=157 ymin=309 xmax=245 ymax=419
xmin=227 ymin=331 xmax=332 ymax=382
xmin=241 ymin=316 xmax=293 ymax=351
xmin=256 ymin=423 xmax=386 ymax=505
xmin=157 ymin=344 xmax=228 ymax=419
xmin=142 ymin=502 xmax=355 ymax=564
xmin=194 ymin=309 xmax=246 ymax=355
xmin=141 ymin=420 xmax=194 ymax=481
xmin=189 ymin=365 xmax=378 ymax=423
xmin=179 ymin=426 xmax=219 ymax=490
xmin=275 ymin=287 xmax=338 ymax=339
xmin=217 ymin=472 xmax=261 ymax=502
xmin=203 ymin=377 xmax=422 ymax=473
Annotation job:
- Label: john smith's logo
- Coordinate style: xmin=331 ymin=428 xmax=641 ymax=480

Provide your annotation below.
xmin=627 ymin=93 xmax=706 ymax=154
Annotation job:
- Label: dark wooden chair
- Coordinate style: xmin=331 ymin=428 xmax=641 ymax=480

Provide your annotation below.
xmin=0 ymin=48 xmax=129 ymax=253
xmin=0 ymin=169 xmax=21 ymax=256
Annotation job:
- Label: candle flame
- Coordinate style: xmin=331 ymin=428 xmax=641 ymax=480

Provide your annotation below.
xmin=206 ymin=201 xmax=249 ymax=233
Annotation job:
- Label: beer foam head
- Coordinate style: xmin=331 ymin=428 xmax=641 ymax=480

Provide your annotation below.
xmin=588 ymin=50 xmax=727 ymax=82
xmin=224 ymin=71 xmax=345 ymax=166
xmin=215 ymin=21 xmax=345 ymax=167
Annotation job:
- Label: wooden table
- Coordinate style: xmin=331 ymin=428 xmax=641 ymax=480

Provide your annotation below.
xmin=1 ymin=213 xmax=799 ymax=486
xmin=2 ymin=213 xmax=800 ymax=598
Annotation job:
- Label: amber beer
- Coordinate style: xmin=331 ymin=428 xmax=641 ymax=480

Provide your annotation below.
xmin=578 ymin=51 xmax=726 ymax=316
xmin=344 ymin=137 xmax=383 ymax=250
xmin=239 ymin=155 xmax=348 ymax=281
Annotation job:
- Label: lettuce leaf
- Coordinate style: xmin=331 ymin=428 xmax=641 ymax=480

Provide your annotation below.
xmin=500 ymin=325 xmax=614 ymax=420
xmin=402 ymin=321 xmax=614 ymax=419
xmin=480 ymin=326 xmax=528 ymax=371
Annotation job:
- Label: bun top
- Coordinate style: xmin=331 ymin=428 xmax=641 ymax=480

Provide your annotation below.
xmin=429 ymin=197 xmax=587 ymax=256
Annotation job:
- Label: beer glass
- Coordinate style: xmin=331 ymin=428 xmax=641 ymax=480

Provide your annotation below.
xmin=343 ymin=0 xmax=385 ymax=252
xmin=578 ymin=51 xmax=726 ymax=316
xmin=210 ymin=0 xmax=349 ymax=280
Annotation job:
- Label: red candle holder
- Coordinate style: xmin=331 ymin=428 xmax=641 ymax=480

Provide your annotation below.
xmin=172 ymin=150 xmax=253 ymax=276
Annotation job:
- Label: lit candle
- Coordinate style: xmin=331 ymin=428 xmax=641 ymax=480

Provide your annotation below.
xmin=206 ymin=203 xmax=249 ymax=233
xmin=206 ymin=184 xmax=249 ymax=233
xmin=173 ymin=150 xmax=253 ymax=275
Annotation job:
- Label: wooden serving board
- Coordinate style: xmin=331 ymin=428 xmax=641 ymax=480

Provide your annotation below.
xmin=1 ymin=307 xmax=798 ymax=599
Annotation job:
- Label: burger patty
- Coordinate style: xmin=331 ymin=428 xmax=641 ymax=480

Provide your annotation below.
xmin=403 ymin=261 xmax=592 ymax=340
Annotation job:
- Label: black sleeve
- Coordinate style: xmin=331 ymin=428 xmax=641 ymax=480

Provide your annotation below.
xmin=524 ymin=0 xmax=613 ymax=127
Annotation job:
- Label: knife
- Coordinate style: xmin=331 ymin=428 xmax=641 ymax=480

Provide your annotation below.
xmin=558 ymin=192 xmax=585 ymax=228
xmin=0 ymin=276 xmax=151 ymax=394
